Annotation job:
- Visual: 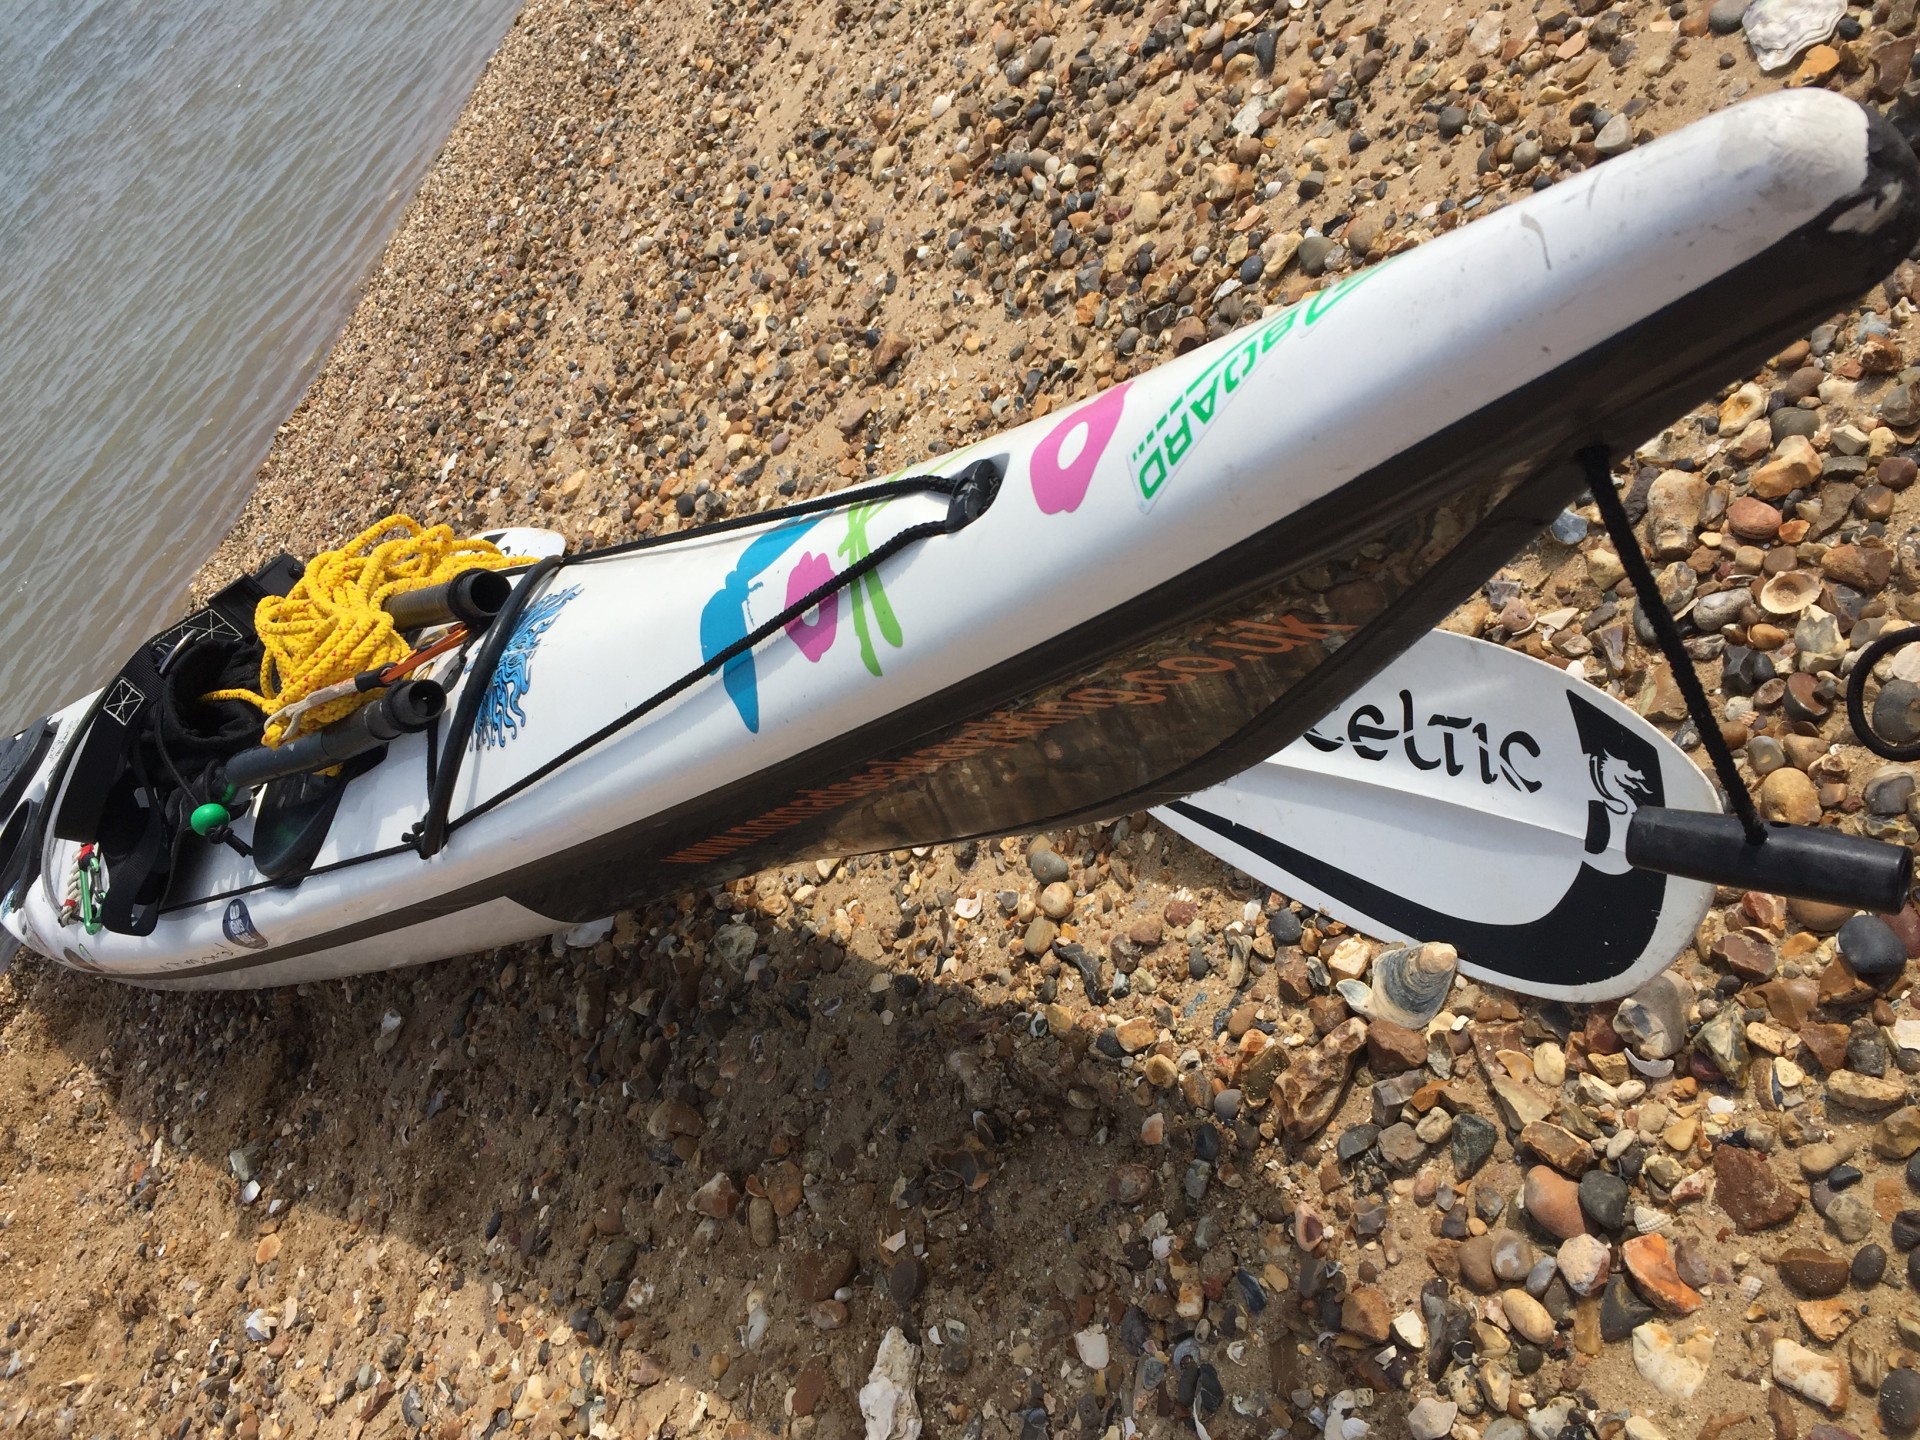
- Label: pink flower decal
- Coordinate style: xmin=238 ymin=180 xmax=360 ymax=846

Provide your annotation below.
xmin=1030 ymin=381 xmax=1130 ymax=514
xmin=784 ymin=551 xmax=840 ymax=660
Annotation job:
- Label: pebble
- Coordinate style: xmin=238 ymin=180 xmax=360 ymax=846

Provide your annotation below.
xmin=1038 ymin=881 xmax=1074 ymax=920
xmin=1525 ymin=1167 xmax=1588 ymax=1242
xmin=1894 ymin=1209 xmax=1920 ymax=1249
xmin=1883 ymin=1370 xmax=1920 ymax=1433
xmin=1073 ymin=1328 xmax=1109 ymax=1370
xmin=1853 ymin=1244 xmax=1888 ymax=1287
xmin=1029 ymin=847 xmax=1070 ymax=884
xmin=1340 ymin=1286 xmax=1391 ymax=1342
xmin=1708 ymin=0 xmax=1747 ymax=32
xmin=1633 ymin=1322 xmax=1712 ymax=1401
xmin=1408 ymin=1398 xmax=1458 ymax=1440
xmin=1840 ymin=914 xmax=1907 ymax=980
xmin=1601 ymin=1274 xmax=1656 ymax=1341
xmin=1460 ymin=1233 xmax=1499 ymax=1293
xmin=1502 ymin=1288 xmax=1555 ymax=1344
xmin=1557 ymin=1233 xmax=1611 ymax=1297
xmin=1621 ymin=1234 xmax=1702 ymax=1314
xmin=1273 ymin=1018 xmax=1367 ymax=1141
xmin=1714 ymin=1142 xmax=1803 ymax=1231
xmin=1865 ymin=767 xmax=1917 ymax=816
xmin=1826 ymin=1191 xmax=1875 ymax=1244
xmin=1615 ymin=974 xmax=1689 ymax=1059
xmin=1453 ymin=1114 xmax=1499 ymax=1178
xmin=1759 ymin=767 xmax=1821 ymax=826
xmin=1778 ymin=1246 xmax=1851 ymax=1297
xmin=1593 ymin=113 xmax=1633 ymax=156
xmin=1493 ymin=1230 xmax=1536 ymax=1283
xmin=1876 ymin=680 xmax=1920 ymax=746
xmin=1775 ymin=1337 xmax=1851 ymax=1413
xmin=1579 ymin=1170 xmax=1630 ymax=1232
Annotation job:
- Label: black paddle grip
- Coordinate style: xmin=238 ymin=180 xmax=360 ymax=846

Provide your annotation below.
xmin=221 ymin=680 xmax=446 ymax=791
xmin=384 ymin=569 xmax=512 ymax=632
xmin=1626 ymin=806 xmax=1913 ymax=915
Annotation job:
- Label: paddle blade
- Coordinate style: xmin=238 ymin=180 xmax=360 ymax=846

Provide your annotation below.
xmin=1154 ymin=629 xmax=1716 ymax=1002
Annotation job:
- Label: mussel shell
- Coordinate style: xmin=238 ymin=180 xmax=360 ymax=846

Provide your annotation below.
xmin=1368 ymin=942 xmax=1458 ymax=1029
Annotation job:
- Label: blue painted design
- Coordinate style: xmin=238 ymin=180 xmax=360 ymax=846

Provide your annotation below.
xmin=698 ymin=517 xmax=824 ymax=733
xmin=476 ymin=584 xmax=582 ymax=749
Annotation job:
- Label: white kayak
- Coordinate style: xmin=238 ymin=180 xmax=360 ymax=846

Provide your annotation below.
xmin=4 ymin=89 xmax=1916 ymax=988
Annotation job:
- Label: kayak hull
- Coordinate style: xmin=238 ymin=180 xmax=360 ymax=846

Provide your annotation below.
xmin=7 ymin=90 xmax=1918 ymax=987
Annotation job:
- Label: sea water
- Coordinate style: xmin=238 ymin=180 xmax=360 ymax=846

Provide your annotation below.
xmin=0 ymin=0 xmax=522 ymax=731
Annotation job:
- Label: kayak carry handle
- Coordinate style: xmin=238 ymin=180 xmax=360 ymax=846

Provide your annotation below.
xmin=220 ymin=679 xmax=447 ymax=793
xmin=1625 ymin=805 xmax=1913 ymax=915
xmin=383 ymin=569 xmax=512 ymax=632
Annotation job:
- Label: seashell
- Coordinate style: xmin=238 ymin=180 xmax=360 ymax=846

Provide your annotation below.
xmin=1741 ymin=0 xmax=1845 ymax=70
xmin=1295 ymin=1201 xmax=1327 ymax=1252
xmin=1335 ymin=978 xmax=1375 ymax=1017
xmin=1631 ymin=1204 xmax=1672 ymax=1235
xmin=1740 ymin=1274 xmax=1766 ymax=1302
xmin=1235 ymin=1268 xmax=1268 ymax=1313
xmin=952 ymin=893 xmax=982 ymax=920
xmin=1759 ymin=569 xmax=1822 ymax=616
xmin=1624 ymin=1048 xmax=1675 ymax=1079
xmin=1368 ymin=942 xmax=1457 ymax=1029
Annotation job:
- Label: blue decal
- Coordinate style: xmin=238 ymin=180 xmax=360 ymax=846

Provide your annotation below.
xmin=698 ymin=518 xmax=824 ymax=733
xmin=477 ymin=585 xmax=582 ymax=749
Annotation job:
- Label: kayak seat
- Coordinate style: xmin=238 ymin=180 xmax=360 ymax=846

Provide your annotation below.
xmin=49 ymin=555 xmax=304 ymax=932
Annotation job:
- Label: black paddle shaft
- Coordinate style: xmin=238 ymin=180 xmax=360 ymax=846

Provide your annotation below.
xmin=1626 ymin=806 xmax=1913 ymax=914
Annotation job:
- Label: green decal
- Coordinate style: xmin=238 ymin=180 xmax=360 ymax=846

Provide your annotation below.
xmin=1126 ymin=263 xmax=1385 ymax=509
xmin=838 ymin=500 xmax=905 ymax=676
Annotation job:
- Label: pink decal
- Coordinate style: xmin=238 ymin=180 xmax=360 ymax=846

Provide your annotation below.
xmin=784 ymin=552 xmax=840 ymax=660
xmin=1030 ymin=382 xmax=1130 ymax=514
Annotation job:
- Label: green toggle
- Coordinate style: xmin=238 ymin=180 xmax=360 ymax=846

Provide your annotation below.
xmin=189 ymin=802 xmax=232 ymax=837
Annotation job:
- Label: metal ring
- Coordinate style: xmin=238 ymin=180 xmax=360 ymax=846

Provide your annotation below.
xmin=1846 ymin=624 xmax=1920 ymax=761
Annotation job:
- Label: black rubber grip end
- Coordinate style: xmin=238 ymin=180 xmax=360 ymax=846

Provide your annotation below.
xmin=1626 ymin=806 xmax=1913 ymax=916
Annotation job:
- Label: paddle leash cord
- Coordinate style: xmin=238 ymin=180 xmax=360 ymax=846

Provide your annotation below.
xmin=1581 ymin=447 xmax=1768 ymax=845
xmin=411 ymin=458 xmax=1002 ymax=859
xmin=1847 ymin=624 xmax=1920 ymax=761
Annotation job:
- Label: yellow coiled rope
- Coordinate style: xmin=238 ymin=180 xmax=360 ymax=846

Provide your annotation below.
xmin=204 ymin=515 xmax=515 ymax=747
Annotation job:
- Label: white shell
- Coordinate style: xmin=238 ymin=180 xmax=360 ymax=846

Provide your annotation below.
xmin=1741 ymin=0 xmax=1845 ymax=70
xmin=1631 ymin=1204 xmax=1672 ymax=1235
xmin=1624 ymin=1048 xmax=1675 ymax=1078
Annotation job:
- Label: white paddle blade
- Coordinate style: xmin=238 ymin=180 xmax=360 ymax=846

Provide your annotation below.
xmin=1156 ymin=629 xmax=1715 ymax=1003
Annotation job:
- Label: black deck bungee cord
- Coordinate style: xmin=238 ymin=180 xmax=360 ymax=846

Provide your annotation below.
xmin=1581 ymin=446 xmax=1769 ymax=846
xmin=412 ymin=458 xmax=1002 ymax=858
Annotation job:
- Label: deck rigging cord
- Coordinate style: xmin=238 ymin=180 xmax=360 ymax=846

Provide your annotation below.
xmin=1581 ymin=447 xmax=1768 ymax=845
xmin=412 ymin=459 xmax=1002 ymax=857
